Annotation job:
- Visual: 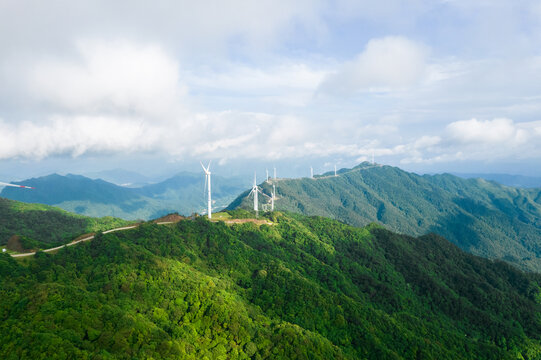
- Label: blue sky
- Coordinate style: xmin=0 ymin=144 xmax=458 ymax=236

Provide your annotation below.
xmin=1 ymin=0 xmax=541 ymax=180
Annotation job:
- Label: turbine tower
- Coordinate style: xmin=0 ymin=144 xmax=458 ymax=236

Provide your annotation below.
xmin=273 ymin=167 xmax=276 ymax=180
xmin=334 ymin=165 xmax=337 ymax=177
xmin=271 ymin=184 xmax=276 ymax=211
xmin=0 ymin=181 xmax=34 ymax=189
xmin=266 ymin=169 xmax=269 ymax=182
xmin=200 ymin=161 xmax=212 ymax=219
xmin=249 ymin=172 xmax=259 ymax=216
xmin=310 ymin=166 xmax=314 ymax=179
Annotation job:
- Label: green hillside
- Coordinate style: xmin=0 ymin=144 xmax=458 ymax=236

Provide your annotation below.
xmin=0 ymin=197 xmax=130 ymax=251
xmin=2 ymin=211 xmax=541 ymax=359
xmin=229 ymin=163 xmax=541 ymax=272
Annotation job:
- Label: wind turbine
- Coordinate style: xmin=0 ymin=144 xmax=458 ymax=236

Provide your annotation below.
xmin=249 ymin=172 xmax=259 ymax=216
xmin=200 ymin=161 xmax=212 ymax=219
xmin=0 ymin=181 xmax=34 ymax=189
xmin=310 ymin=166 xmax=314 ymax=179
xmin=334 ymin=165 xmax=337 ymax=177
xmin=249 ymin=172 xmax=274 ymax=216
xmin=266 ymin=169 xmax=269 ymax=182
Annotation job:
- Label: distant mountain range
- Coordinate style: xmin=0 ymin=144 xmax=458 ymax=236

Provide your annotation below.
xmin=229 ymin=163 xmax=541 ymax=272
xmin=452 ymin=172 xmax=541 ymax=188
xmin=1 ymin=172 xmax=249 ymax=220
xmin=83 ymin=168 xmax=157 ymax=187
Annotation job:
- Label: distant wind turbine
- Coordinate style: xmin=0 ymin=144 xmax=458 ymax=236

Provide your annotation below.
xmin=273 ymin=167 xmax=276 ymax=180
xmin=200 ymin=161 xmax=212 ymax=219
xmin=0 ymin=181 xmax=34 ymax=189
xmin=266 ymin=169 xmax=269 ymax=182
xmin=310 ymin=166 xmax=314 ymax=179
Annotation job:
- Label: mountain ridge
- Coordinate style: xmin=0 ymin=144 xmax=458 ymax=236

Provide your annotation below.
xmin=229 ymin=163 xmax=541 ymax=272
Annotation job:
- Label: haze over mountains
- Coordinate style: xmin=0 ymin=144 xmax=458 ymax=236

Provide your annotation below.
xmin=230 ymin=163 xmax=541 ymax=272
xmin=452 ymin=173 xmax=541 ymax=189
xmin=1 ymin=172 xmax=248 ymax=220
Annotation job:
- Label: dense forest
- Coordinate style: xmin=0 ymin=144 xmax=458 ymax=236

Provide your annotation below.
xmin=2 ymin=210 xmax=541 ymax=359
xmin=0 ymin=198 xmax=131 ymax=251
xmin=229 ymin=163 xmax=541 ymax=272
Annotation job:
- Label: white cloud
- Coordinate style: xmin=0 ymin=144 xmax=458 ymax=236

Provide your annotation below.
xmin=0 ymin=115 xmax=159 ymax=160
xmin=3 ymin=1 xmax=541 ymax=176
xmin=445 ymin=118 xmax=528 ymax=145
xmin=28 ymin=40 xmax=186 ymax=118
xmin=319 ymin=36 xmax=429 ymax=95
xmin=399 ymin=118 xmax=541 ymax=164
xmin=0 ymin=0 xmax=326 ymax=58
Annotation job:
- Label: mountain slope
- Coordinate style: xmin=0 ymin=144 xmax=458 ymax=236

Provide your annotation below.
xmin=229 ymin=163 xmax=541 ymax=271
xmin=1 ymin=172 xmax=248 ymax=220
xmin=0 ymin=197 xmax=130 ymax=250
xmin=1 ymin=211 xmax=541 ymax=359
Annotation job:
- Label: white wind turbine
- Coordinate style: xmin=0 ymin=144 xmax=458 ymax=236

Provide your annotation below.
xmin=0 ymin=181 xmax=34 ymax=189
xmin=249 ymin=172 xmax=259 ymax=216
xmin=248 ymin=172 xmax=275 ymax=216
xmin=310 ymin=166 xmax=314 ymax=179
xmin=334 ymin=165 xmax=337 ymax=177
xmin=200 ymin=161 xmax=212 ymax=219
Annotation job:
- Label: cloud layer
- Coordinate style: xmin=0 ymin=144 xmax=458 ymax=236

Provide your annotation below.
xmin=1 ymin=1 xmax=541 ymax=175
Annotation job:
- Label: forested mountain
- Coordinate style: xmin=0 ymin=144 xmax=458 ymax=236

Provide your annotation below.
xmin=0 ymin=198 xmax=130 ymax=251
xmin=2 ymin=211 xmax=541 ymax=359
xmin=229 ymin=163 xmax=541 ymax=272
xmin=1 ymin=172 xmax=248 ymax=220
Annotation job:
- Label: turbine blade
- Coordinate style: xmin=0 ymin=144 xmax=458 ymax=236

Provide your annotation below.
xmin=257 ymin=188 xmax=271 ymax=198
xmin=0 ymin=182 xmax=34 ymax=189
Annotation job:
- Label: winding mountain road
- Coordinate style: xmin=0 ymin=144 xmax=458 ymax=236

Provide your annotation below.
xmin=9 ymin=221 xmax=177 ymax=258
xmin=10 ymin=225 xmax=140 ymax=258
